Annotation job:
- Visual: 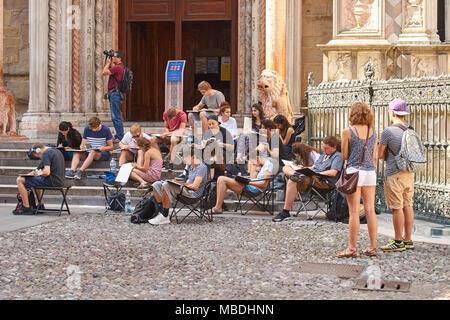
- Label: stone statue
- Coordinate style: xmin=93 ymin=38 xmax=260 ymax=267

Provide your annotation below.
xmin=0 ymin=87 xmax=17 ymax=136
xmin=257 ymin=70 xmax=293 ymax=124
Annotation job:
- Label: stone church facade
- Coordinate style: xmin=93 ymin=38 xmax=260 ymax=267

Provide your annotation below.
xmin=1 ymin=0 xmax=449 ymax=140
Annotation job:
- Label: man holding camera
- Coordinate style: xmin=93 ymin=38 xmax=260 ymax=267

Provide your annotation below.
xmin=103 ymin=50 xmax=125 ymax=143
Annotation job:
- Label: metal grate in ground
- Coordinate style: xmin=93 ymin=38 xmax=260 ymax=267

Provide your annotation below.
xmin=297 ymin=262 xmax=365 ymax=279
xmin=353 ymin=279 xmax=411 ymax=292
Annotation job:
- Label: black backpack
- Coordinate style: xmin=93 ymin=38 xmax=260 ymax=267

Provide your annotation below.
xmin=326 ymin=190 xmax=349 ymax=222
xmin=130 ymin=196 xmax=158 ymax=224
xmin=106 ymin=192 xmax=125 ymax=212
xmin=204 ymin=182 xmax=217 ymax=211
xmin=113 ymin=66 xmax=133 ymax=94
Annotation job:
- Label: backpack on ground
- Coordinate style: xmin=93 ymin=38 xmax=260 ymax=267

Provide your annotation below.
xmin=130 ymin=196 xmax=158 ymax=224
xmin=204 ymin=182 xmax=217 ymax=211
xmin=113 ymin=66 xmax=133 ymax=94
xmin=14 ymin=190 xmax=37 ymax=214
xmin=326 ymin=190 xmax=349 ymax=222
xmin=389 ymin=124 xmax=426 ymax=173
xmin=106 ymin=191 xmax=125 ymax=212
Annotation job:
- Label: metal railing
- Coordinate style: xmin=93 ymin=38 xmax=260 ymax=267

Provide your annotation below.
xmin=306 ymin=65 xmax=450 ymax=223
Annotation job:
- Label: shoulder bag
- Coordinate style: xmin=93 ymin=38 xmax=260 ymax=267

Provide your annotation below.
xmin=336 ymin=126 xmax=370 ymax=194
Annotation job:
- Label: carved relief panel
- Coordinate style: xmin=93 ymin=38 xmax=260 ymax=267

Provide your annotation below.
xmin=328 ymin=52 xmax=353 ymax=81
xmin=335 ymin=0 xmax=385 ymax=38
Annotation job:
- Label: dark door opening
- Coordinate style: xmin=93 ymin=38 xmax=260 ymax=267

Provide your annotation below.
xmin=182 ymin=21 xmax=232 ymax=110
xmin=126 ymin=22 xmax=175 ymax=121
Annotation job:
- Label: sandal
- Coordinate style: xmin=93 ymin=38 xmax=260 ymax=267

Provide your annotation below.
xmin=137 ymin=183 xmax=149 ymax=189
xmin=362 ymin=247 xmax=377 ymax=257
xmin=336 ymin=248 xmax=358 ymax=258
xmin=206 ymin=207 xmax=223 ymax=215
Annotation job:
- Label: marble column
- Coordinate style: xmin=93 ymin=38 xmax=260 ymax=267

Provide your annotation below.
xmin=266 ymin=0 xmax=286 ymax=80
xmin=285 ymin=0 xmax=302 ymax=117
xmin=28 ymin=0 xmax=49 ymax=113
xmin=55 ymin=0 xmax=72 ymax=114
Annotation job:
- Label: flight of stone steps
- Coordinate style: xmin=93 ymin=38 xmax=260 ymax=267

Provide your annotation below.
xmin=1 ymin=123 xmax=314 ymax=213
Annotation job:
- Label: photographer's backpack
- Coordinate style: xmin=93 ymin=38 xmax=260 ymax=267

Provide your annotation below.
xmin=14 ymin=190 xmax=37 ymax=215
xmin=389 ymin=124 xmax=426 ymax=173
xmin=114 ymin=66 xmax=133 ymax=94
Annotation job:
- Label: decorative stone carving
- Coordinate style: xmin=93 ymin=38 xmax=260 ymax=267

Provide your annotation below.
xmin=405 ymin=0 xmax=424 ymax=27
xmin=72 ymin=0 xmax=81 ymax=112
xmin=337 ymin=0 xmax=382 ymax=36
xmin=331 ymin=52 xmax=352 ymax=81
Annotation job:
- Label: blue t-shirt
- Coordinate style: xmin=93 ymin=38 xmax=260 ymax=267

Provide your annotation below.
xmin=83 ymin=125 xmax=113 ymax=149
xmin=313 ymin=151 xmax=343 ymax=185
xmin=187 ymin=162 xmax=208 ymax=197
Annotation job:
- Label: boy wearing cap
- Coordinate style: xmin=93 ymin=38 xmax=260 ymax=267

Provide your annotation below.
xmin=378 ymin=98 xmax=416 ymax=252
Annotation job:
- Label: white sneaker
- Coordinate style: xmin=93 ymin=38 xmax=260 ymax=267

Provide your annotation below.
xmin=149 ymin=213 xmax=171 ymax=226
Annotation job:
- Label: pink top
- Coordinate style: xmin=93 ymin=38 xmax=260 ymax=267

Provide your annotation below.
xmin=137 ymin=158 xmax=163 ymax=183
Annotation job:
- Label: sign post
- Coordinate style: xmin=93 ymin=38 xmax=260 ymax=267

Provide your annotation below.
xmin=165 ymin=60 xmax=186 ymax=111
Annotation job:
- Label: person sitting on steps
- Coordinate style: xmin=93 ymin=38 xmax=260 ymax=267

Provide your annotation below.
xmin=118 ymin=123 xmax=151 ymax=167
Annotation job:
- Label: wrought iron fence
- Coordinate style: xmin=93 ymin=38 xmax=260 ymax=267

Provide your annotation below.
xmin=306 ymin=65 xmax=450 ymax=224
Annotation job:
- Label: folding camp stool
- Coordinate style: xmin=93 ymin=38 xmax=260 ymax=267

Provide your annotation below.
xmin=32 ymin=186 xmax=71 ymax=216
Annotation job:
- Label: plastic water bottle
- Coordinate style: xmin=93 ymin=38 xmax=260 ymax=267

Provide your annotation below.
xmin=125 ymin=190 xmax=132 ymax=214
xmin=110 ymin=158 xmax=117 ymax=174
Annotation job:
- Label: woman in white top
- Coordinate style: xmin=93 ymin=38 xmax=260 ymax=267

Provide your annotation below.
xmin=218 ymin=102 xmax=238 ymax=139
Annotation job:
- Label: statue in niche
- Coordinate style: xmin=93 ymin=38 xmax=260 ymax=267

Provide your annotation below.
xmin=406 ymin=0 xmax=424 ymax=27
xmin=342 ymin=0 xmax=376 ymax=31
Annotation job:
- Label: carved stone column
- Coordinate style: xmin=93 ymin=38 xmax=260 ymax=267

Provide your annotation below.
xmin=319 ymin=0 xmax=392 ymax=81
xmin=238 ymin=0 xmax=265 ymax=118
xmin=286 ymin=0 xmax=302 ymax=117
xmin=81 ymin=0 xmax=95 ymax=113
xmin=446 ymin=0 xmax=450 ymax=43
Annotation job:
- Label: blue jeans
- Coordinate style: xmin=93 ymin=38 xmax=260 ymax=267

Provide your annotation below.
xmin=109 ymin=91 xmax=124 ymax=140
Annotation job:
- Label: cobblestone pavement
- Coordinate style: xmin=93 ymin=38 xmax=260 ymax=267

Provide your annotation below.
xmin=0 ymin=212 xmax=448 ymax=300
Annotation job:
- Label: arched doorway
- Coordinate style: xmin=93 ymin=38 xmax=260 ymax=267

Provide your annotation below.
xmin=119 ymin=0 xmax=238 ymax=121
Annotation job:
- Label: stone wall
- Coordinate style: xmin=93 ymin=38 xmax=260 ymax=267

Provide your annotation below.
xmin=3 ymin=0 xmax=29 ymax=120
xmin=301 ymin=0 xmax=333 ymax=107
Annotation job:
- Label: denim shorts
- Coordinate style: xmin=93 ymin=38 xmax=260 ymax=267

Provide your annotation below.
xmin=25 ymin=176 xmax=54 ymax=188
xmin=84 ymin=151 xmax=111 ymax=161
xmin=245 ymin=184 xmax=263 ymax=194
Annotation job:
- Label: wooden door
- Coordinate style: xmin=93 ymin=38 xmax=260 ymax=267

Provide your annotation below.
xmin=126 ymin=22 xmax=175 ymax=121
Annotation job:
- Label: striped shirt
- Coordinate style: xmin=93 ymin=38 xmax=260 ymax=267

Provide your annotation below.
xmin=83 ymin=125 xmax=113 ymax=149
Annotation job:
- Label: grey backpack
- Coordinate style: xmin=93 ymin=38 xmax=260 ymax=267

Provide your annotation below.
xmin=390 ymin=124 xmax=426 ymax=173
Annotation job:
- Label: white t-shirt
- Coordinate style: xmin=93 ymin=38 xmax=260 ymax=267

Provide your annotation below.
xmin=257 ymin=158 xmax=274 ymax=180
xmin=121 ymin=132 xmax=151 ymax=149
xmin=219 ymin=116 xmax=238 ymax=138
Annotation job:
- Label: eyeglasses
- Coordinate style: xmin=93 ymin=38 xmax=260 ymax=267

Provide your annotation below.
xmin=132 ymin=135 xmax=140 ymax=139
